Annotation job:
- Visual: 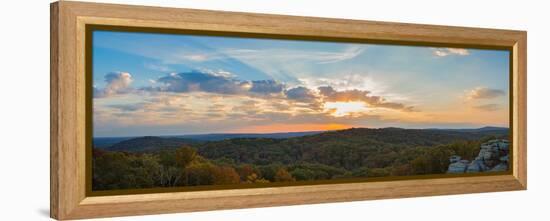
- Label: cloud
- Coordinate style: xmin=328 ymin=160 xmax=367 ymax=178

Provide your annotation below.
xmin=94 ymin=72 xmax=133 ymax=98
xmin=153 ymin=71 xmax=250 ymax=95
xmin=223 ymin=45 xmax=366 ymax=64
xmin=473 ymin=104 xmax=500 ymax=111
xmin=181 ymin=54 xmax=210 ymax=62
xmin=432 ymin=48 xmax=470 ymax=57
xmin=231 ymin=100 xmax=262 ymax=115
xmin=316 ymin=46 xmax=366 ymax=64
xmin=108 ymin=103 xmax=144 ymax=112
xmin=96 ymin=69 xmax=414 ymax=124
xmin=250 ymin=80 xmax=285 ymax=95
xmin=144 ymin=63 xmax=173 ymax=72
xmin=319 ymin=86 xmax=369 ymax=102
xmin=299 ymin=74 xmax=386 ymax=96
xmin=93 ymin=82 xmax=420 ymax=136
xmin=143 ymin=71 xmax=413 ymax=112
xmin=198 ymin=68 xmax=236 ymax=78
xmin=145 ymin=71 xmax=287 ymax=97
xmin=286 ymin=86 xmax=318 ymax=102
xmin=151 ymin=45 xmax=365 ymax=66
xmin=465 ymin=87 xmax=505 ymax=100
xmin=318 ymin=86 xmax=413 ymax=111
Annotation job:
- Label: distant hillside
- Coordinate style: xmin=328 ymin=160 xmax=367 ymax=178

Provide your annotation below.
xmin=290 ymin=127 xmax=508 ymax=147
xmin=98 ymin=127 xmax=509 ymax=158
xmin=93 ymin=137 xmax=134 ymax=148
xmin=429 ymin=126 xmax=509 ymax=133
xmin=173 ymin=131 xmax=324 ymax=141
xmin=106 ymin=136 xmax=198 ymax=152
xmin=93 ymin=131 xmax=325 ymax=149
xmin=196 ymin=127 xmax=509 ymax=168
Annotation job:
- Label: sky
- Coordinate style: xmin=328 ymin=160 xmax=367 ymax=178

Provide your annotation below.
xmin=92 ymin=30 xmax=510 ymax=137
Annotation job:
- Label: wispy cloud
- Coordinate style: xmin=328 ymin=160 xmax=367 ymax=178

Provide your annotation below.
xmin=135 ymin=45 xmax=365 ymax=65
xmin=316 ymin=46 xmax=366 ymax=64
xmin=222 ymin=45 xmax=366 ymax=64
xmin=432 ymin=48 xmax=470 ymax=57
xmin=465 ymin=87 xmax=505 ymax=100
xmin=473 ymin=104 xmax=500 ymax=111
xmin=144 ymin=63 xmax=173 ymax=72
xmin=180 ymin=54 xmax=210 ymax=62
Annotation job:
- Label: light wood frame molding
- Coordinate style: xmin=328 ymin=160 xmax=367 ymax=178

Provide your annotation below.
xmin=50 ymin=1 xmax=527 ymax=220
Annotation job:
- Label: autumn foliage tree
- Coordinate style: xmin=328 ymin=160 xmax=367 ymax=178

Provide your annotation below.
xmin=274 ymin=168 xmax=295 ymax=182
xmin=212 ymin=166 xmax=241 ymax=185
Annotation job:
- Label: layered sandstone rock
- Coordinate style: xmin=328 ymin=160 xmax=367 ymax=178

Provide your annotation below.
xmin=447 ymin=139 xmax=509 ymax=174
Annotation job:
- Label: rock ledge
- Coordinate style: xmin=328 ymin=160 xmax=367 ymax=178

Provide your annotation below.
xmin=447 ymin=139 xmax=509 ymax=173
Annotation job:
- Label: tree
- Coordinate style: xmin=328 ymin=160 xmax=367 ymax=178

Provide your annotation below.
xmin=237 ymin=164 xmax=257 ymax=181
xmin=183 ymin=163 xmax=216 ymax=186
xmin=366 ymin=167 xmax=390 ymax=177
xmin=426 ymin=147 xmax=453 ymax=173
xmin=159 ymin=166 xmax=183 ymax=187
xmin=128 ymin=154 xmax=161 ymax=188
xmin=258 ymin=164 xmax=280 ymax=182
xmin=92 ymin=152 xmax=162 ymax=190
xmin=410 ymin=156 xmax=431 ymax=175
xmin=175 ymin=146 xmax=197 ymax=168
xmin=274 ymin=168 xmax=295 ymax=182
xmin=290 ymin=168 xmax=315 ymax=181
xmin=212 ymin=166 xmax=241 ymax=185
xmin=391 ymin=164 xmax=411 ymax=176
xmin=156 ymin=149 xmax=185 ymax=187
xmin=447 ymin=141 xmax=481 ymax=161
xmin=183 ymin=163 xmax=242 ymax=186
xmin=92 ymin=151 xmax=132 ymax=190
xmin=351 ymin=167 xmax=369 ymax=177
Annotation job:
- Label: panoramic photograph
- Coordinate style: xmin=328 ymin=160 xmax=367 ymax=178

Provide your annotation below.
xmin=91 ymin=30 xmax=511 ymax=191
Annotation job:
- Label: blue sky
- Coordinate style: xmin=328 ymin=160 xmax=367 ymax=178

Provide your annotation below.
xmin=92 ymin=30 xmax=510 ymax=137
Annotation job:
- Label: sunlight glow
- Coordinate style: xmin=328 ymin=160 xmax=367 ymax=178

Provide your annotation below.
xmin=230 ymin=123 xmax=351 ymax=134
xmin=324 ymin=101 xmax=368 ymax=117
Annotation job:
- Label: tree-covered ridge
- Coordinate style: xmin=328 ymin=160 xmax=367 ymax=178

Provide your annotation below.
xmin=92 ymin=127 xmax=508 ymax=191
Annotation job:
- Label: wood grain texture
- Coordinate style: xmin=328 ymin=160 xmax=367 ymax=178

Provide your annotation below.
xmin=50 ymin=1 xmax=527 ymax=219
xmin=514 ymin=33 xmax=528 ymax=188
xmin=50 ymin=2 xmax=59 ymax=219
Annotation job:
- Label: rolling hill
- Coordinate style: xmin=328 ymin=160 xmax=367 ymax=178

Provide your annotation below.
xmin=100 ymin=127 xmax=509 ymax=165
xmin=104 ymin=136 xmax=198 ymax=152
xmin=92 ymin=127 xmax=510 ymax=190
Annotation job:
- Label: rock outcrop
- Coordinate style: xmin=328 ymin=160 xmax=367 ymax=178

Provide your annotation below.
xmin=447 ymin=139 xmax=509 ymax=174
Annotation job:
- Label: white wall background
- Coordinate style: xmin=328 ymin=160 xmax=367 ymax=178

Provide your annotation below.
xmin=0 ymin=0 xmax=548 ymax=220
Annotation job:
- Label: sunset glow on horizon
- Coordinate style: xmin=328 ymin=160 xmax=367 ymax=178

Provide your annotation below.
xmin=229 ymin=123 xmax=353 ymax=134
xmin=324 ymin=101 xmax=369 ymax=117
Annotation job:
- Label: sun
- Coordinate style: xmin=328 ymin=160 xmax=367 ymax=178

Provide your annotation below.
xmin=323 ymin=101 xmax=368 ymax=117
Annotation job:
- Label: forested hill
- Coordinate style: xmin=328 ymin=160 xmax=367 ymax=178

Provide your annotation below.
xmin=94 ymin=131 xmax=325 ymax=149
xmin=194 ymin=127 xmax=508 ymax=168
xmin=286 ymin=127 xmax=508 ymax=147
xmin=92 ymin=127 xmax=509 ymax=190
xmin=101 ymin=127 xmax=508 ymax=164
xmin=105 ymin=136 xmax=198 ymax=152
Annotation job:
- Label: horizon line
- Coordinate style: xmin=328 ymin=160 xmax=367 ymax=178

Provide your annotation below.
xmin=93 ymin=126 xmax=510 ymax=139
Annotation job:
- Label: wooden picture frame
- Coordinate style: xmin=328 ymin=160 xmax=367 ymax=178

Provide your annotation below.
xmin=50 ymin=1 xmax=527 ymax=220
